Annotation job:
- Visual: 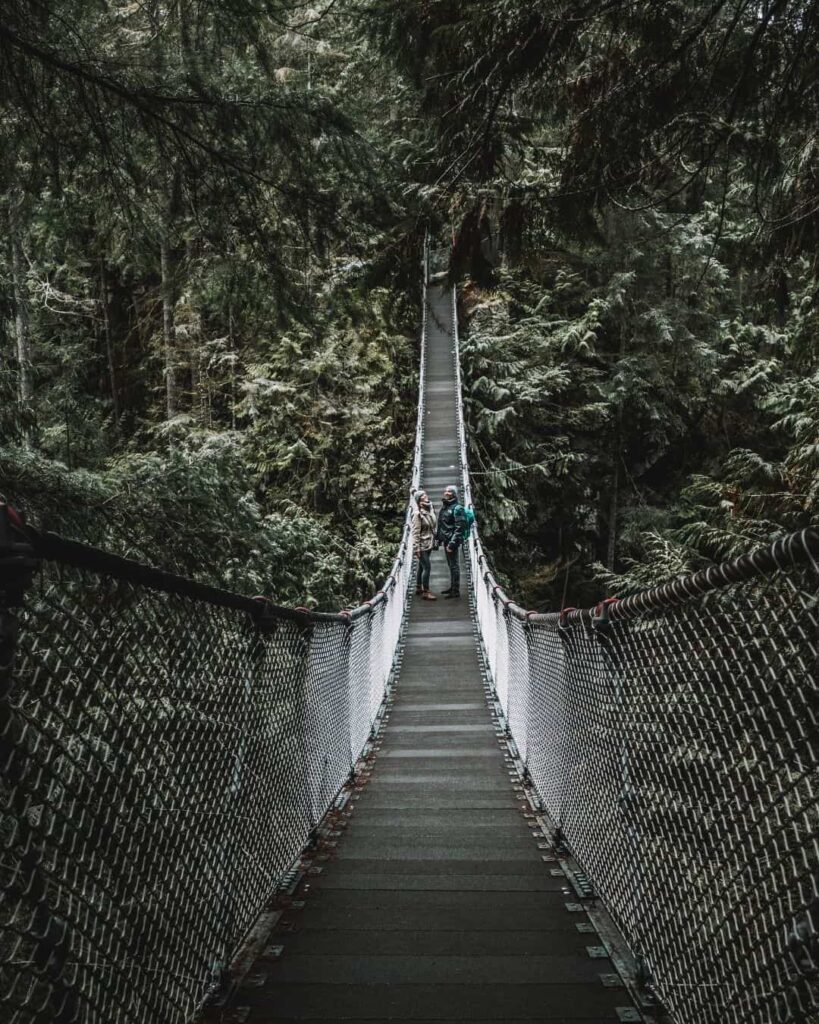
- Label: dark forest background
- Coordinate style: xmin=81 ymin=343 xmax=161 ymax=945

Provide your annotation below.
xmin=2 ymin=0 xmax=816 ymax=608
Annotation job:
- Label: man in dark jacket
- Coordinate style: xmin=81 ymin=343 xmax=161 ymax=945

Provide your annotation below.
xmin=436 ymin=485 xmax=467 ymax=598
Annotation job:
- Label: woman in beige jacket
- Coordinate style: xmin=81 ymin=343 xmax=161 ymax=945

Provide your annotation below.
xmin=411 ymin=490 xmax=437 ymax=600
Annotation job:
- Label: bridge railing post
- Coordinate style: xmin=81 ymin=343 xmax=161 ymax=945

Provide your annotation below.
xmin=504 ymin=607 xmax=529 ymax=765
xmin=590 ymin=600 xmax=652 ymax=997
xmin=335 ymin=612 xmax=356 ymax=780
xmin=491 ymin=588 xmax=510 ymax=716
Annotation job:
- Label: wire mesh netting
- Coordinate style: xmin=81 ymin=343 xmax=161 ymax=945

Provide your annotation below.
xmin=483 ymin=551 xmax=819 ymax=1024
xmin=0 ymin=247 xmax=428 ymax=1024
xmin=1 ymin=561 xmax=415 ymax=1024
xmin=1 ymin=557 xmax=420 ymax=1024
xmin=4 ymin=576 xmax=307 ymax=1022
xmin=3 ymin=252 xmax=817 ymax=1024
xmin=450 ymin=281 xmax=819 ymax=1024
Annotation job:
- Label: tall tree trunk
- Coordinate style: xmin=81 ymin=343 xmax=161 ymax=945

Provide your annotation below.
xmin=229 ymin=303 xmax=237 ymax=431
xmin=8 ymin=193 xmax=33 ymax=418
xmin=607 ymin=460 xmax=619 ymax=571
xmin=607 ymin=328 xmax=627 ymax=571
xmin=64 ymin=404 xmax=72 ymax=469
xmin=186 ymin=238 xmax=204 ymax=422
xmin=99 ymin=260 xmax=121 ymax=425
xmin=190 ymin=340 xmax=200 ymax=416
xmin=153 ymin=15 xmax=181 ymax=424
xmin=160 ymin=237 xmax=177 ymax=420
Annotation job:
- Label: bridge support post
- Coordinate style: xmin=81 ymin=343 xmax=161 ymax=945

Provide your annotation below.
xmin=522 ymin=617 xmax=542 ymax=810
xmin=293 ymin=617 xmax=316 ymax=833
xmin=337 ymin=613 xmax=356 ymax=782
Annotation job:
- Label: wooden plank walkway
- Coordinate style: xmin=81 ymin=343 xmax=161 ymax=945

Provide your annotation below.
xmin=236 ymin=285 xmax=637 ymax=1022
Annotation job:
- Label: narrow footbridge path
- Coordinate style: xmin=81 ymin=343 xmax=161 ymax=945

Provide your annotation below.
xmin=236 ymin=285 xmax=636 ymax=1022
xmin=2 ymin=252 xmax=817 ymax=1024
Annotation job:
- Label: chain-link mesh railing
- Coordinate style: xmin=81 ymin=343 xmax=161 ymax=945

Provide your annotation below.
xmin=4 ymin=251 xmax=817 ymax=1024
xmin=450 ymin=284 xmax=819 ymax=1024
xmin=0 ymin=246 xmax=429 ymax=1024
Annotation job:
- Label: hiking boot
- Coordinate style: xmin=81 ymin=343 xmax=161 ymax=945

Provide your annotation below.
xmin=421 ymin=590 xmax=437 ymax=601
xmin=444 ymin=591 xmax=461 ymax=599
xmin=440 ymin=588 xmax=452 ymax=596
xmin=415 ymin=587 xmax=424 ymax=596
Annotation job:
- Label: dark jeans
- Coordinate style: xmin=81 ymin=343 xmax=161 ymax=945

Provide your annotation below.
xmin=445 ymin=545 xmax=461 ymax=594
xmin=417 ymin=549 xmax=431 ymax=591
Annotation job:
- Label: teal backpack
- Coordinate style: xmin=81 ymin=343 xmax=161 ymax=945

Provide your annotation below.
xmin=456 ymin=505 xmax=476 ymax=540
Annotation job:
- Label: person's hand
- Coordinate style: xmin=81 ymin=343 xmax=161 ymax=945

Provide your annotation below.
xmin=446 ymin=545 xmax=454 ymax=554
xmin=413 ymin=548 xmax=420 ymax=558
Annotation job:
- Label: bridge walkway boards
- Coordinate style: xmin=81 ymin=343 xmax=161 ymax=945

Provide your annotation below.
xmin=236 ymin=285 xmax=635 ymax=1022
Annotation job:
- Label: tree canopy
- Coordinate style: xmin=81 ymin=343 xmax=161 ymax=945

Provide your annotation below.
xmin=2 ymin=0 xmax=816 ymax=608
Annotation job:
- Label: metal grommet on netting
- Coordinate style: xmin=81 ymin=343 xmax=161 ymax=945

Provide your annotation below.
xmin=557 ymin=606 xmax=577 ymax=633
xmin=250 ymin=595 xmax=278 ymax=632
xmin=591 ymin=597 xmax=618 ymax=635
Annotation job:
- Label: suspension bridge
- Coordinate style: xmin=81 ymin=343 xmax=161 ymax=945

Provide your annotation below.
xmin=1 ymin=249 xmax=817 ymax=1024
